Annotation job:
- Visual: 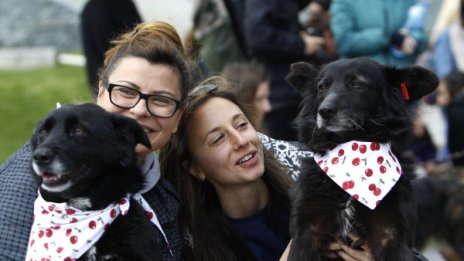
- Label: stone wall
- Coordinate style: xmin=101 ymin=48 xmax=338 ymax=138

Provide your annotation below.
xmin=0 ymin=0 xmax=81 ymax=51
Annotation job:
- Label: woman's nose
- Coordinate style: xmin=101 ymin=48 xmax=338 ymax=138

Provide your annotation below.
xmin=130 ymin=98 xmax=150 ymax=117
xmin=231 ymin=130 xmax=248 ymax=150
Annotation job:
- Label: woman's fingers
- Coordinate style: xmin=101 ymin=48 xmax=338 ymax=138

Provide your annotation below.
xmin=338 ymin=243 xmax=373 ymax=261
xmin=323 ymin=242 xmax=343 ymax=259
xmin=346 ymin=234 xmax=368 ymax=251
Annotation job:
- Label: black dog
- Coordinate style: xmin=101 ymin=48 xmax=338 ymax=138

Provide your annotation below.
xmin=27 ymin=103 xmax=162 ymax=261
xmin=286 ymin=57 xmax=438 ymax=261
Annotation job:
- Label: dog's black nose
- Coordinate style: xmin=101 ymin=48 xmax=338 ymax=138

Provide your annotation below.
xmin=318 ymin=106 xmax=336 ymax=120
xmin=33 ymin=147 xmax=54 ymax=166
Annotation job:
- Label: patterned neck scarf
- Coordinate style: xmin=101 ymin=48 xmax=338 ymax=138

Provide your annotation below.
xmin=26 ymin=192 xmax=169 ymax=260
xmin=313 ymin=141 xmax=402 ymax=209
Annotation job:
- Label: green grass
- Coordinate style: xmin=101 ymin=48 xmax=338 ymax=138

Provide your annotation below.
xmin=0 ymin=65 xmax=93 ymax=164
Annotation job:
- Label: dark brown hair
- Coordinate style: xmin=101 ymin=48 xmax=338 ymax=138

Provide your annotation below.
xmin=100 ymin=21 xmax=191 ymax=99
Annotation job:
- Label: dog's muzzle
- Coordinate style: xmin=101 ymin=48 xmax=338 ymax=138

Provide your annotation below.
xmin=33 ymin=147 xmax=55 ymax=167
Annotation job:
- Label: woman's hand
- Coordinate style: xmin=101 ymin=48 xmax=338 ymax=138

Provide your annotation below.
xmin=282 ymin=236 xmax=373 ymax=261
xmin=327 ymin=235 xmax=373 ymax=261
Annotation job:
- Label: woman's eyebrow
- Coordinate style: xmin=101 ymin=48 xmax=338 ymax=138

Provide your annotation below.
xmin=116 ymin=80 xmax=140 ymax=90
xmin=115 ymin=80 xmax=178 ymax=98
xmin=203 ymin=112 xmax=247 ymax=142
xmin=232 ymin=113 xmax=245 ymax=121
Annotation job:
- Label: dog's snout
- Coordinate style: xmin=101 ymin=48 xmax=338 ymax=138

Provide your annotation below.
xmin=318 ymin=93 xmax=339 ymax=120
xmin=33 ymin=147 xmax=54 ymax=166
xmin=318 ymin=105 xmax=336 ymax=120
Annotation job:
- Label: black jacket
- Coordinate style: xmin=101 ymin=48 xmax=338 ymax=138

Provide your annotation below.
xmin=241 ymin=0 xmax=309 ymax=105
xmin=80 ymin=0 xmax=141 ymax=93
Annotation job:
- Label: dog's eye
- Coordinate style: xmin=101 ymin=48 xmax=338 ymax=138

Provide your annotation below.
xmin=70 ymin=127 xmax=85 ymax=136
xmin=317 ymin=82 xmax=327 ymax=91
xmin=352 ymin=82 xmax=363 ymax=89
xmin=38 ymin=129 xmax=48 ymax=140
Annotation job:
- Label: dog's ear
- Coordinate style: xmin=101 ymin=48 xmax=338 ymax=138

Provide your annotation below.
xmin=286 ymin=62 xmax=319 ymax=96
xmin=385 ymin=65 xmax=439 ymax=102
xmin=111 ymin=114 xmax=152 ymax=150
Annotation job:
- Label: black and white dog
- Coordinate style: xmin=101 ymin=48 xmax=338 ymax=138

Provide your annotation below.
xmin=286 ymin=57 xmax=438 ymax=261
xmin=26 ymin=103 xmax=162 ymax=261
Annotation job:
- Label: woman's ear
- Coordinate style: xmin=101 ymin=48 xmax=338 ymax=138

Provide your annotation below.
xmin=171 ymin=108 xmax=184 ymax=134
xmin=183 ymin=160 xmax=206 ymax=181
xmin=97 ymin=81 xmax=106 ymax=100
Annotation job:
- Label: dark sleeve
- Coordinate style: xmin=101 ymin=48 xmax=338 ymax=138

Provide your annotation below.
xmin=80 ymin=0 xmax=141 ymax=87
xmin=142 ymin=179 xmax=183 ymax=261
xmin=258 ymin=133 xmax=313 ymax=181
xmin=243 ymin=0 xmax=306 ymax=63
xmin=0 ymin=143 xmax=38 ymax=261
xmin=110 ymin=0 xmax=142 ymax=33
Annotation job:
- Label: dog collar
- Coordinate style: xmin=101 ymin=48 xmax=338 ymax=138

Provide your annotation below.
xmin=26 ymin=193 xmax=170 ymax=260
xmin=313 ymin=141 xmax=402 ymax=210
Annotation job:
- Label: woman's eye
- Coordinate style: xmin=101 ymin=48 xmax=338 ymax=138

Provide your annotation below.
xmin=236 ymin=121 xmax=248 ymax=130
xmin=212 ymin=134 xmax=224 ymax=145
xmin=117 ymin=87 xmax=138 ymax=97
xmin=150 ymin=96 xmax=173 ymax=107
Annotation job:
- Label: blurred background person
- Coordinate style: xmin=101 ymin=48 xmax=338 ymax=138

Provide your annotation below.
xmin=330 ymin=0 xmax=428 ymax=68
xmin=300 ymin=0 xmax=337 ymax=67
xmin=410 ymin=107 xmax=449 ymax=176
xmin=81 ymin=0 xmax=142 ymax=96
xmin=241 ymin=0 xmax=325 ymax=141
xmin=432 ymin=0 xmax=464 ymax=79
xmin=421 ymin=0 xmax=464 ymax=166
xmin=221 ymin=62 xmax=271 ymax=132
xmin=429 ymin=0 xmax=462 ymax=46
xmin=191 ymin=0 xmax=248 ymax=75
xmin=436 ymin=71 xmax=464 ymax=167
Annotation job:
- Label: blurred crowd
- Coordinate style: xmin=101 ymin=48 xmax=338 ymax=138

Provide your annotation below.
xmin=79 ymin=0 xmax=464 ymax=259
xmin=187 ymin=0 xmax=464 ymax=173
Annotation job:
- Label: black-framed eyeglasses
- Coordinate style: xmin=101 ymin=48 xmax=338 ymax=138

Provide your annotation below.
xmin=188 ymin=84 xmax=218 ymax=98
xmin=106 ymin=83 xmax=182 ymax=118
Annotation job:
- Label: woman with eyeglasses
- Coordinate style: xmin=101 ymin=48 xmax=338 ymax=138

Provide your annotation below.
xmin=0 ymin=21 xmax=190 ymax=260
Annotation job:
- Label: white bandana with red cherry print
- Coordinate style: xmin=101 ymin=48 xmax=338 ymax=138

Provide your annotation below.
xmin=313 ymin=141 xmax=402 ymax=210
xmin=25 ymin=192 xmax=170 ymax=261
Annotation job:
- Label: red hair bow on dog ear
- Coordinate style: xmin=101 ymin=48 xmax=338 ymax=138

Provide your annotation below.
xmin=400 ymin=82 xmax=410 ymax=101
